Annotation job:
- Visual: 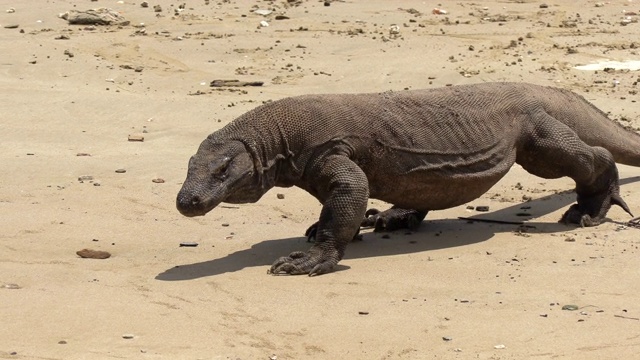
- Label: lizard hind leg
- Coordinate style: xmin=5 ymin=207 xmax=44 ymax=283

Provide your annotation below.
xmin=361 ymin=206 xmax=428 ymax=232
xmin=517 ymin=114 xmax=632 ymax=227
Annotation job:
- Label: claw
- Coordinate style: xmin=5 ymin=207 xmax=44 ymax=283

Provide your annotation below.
xmin=309 ymin=263 xmax=334 ymax=276
xmin=304 ymin=223 xmax=318 ymax=242
xmin=365 ymin=208 xmax=380 ymax=217
xmin=270 ymin=262 xmax=306 ymax=275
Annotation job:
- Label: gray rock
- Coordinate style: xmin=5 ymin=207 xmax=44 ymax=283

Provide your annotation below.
xmin=62 ymin=8 xmax=130 ymax=26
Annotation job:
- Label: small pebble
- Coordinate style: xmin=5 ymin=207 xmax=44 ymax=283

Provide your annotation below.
xmin=122 ymin=334 xmax=135 ymax=339
xmin=78 ymin=175 xmax=94 ymax=181
xmin=4 ymin=24 xmax=19 ymax=29
xmin=1 ymin=283 xmax=21 ymax=289
xmin=128 ymin=134 xmax=144 ymax=142
xmin=494 ymin=344 xmax=506 ymax=349
xmin=76 ymin=249 xmax=111 ymax=259
xmin=152 ymin=178 xmax=165 ymax=183
xmin=276 ymin=193 xmax=285 ymax=199
xmin=562 ymin=304 xmax=579 ymax=311
xmin=442 ymin=336 xmax=452 ymax=341
xmin=58 ymin=340 xmax=67 ymax=345
xmin=221 ymin=223 xmax=230 ymax=227
xmin=475 ymin=205 xmax=490 ymax=212
xmin=358 ymin=311 xmax=369 ymax=315
xmin=179 ymin=242 xmax=199 ymax=247
xmin=115 ymin=169 xmax=126 ymax=173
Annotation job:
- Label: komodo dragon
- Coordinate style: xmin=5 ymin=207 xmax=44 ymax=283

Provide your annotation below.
xmin=176 ymin=82 xmax=639 ymax=276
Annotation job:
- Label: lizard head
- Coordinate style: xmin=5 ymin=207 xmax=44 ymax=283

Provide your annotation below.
xmin=176 ymin=140 xmax=263 ymax=217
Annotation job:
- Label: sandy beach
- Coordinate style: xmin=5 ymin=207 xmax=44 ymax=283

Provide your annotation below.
xmin=1 ymin=1 xmax=640 ymax=359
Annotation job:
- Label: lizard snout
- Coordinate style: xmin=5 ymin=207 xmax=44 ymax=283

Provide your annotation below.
xmin=176 ymin=190 xmax=205 ymax=217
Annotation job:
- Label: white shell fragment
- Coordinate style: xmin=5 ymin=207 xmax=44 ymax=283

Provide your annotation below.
xmin=574 ymin=60 xmax=640 ymax=71
xmin=254 ymin=9 xmax=272 ymax=16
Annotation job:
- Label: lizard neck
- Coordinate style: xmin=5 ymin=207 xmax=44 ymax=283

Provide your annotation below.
xmin=216 ymin=105 xmax=303 ymax=190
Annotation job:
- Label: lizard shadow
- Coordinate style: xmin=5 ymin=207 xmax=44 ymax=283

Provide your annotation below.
xmin=156 ymin=176 xmax=640 ymax=281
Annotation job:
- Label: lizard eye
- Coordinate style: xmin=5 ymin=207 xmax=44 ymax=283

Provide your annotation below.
xmin=212 ymin=157 xmax=230 ymax=175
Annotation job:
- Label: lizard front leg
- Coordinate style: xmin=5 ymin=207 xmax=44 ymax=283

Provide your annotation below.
xmin=269 ymin=155 xmax=368 ymax=276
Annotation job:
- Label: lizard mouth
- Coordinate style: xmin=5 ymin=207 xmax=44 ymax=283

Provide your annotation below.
xmin=176 ymin=191 xmax=221 ymax=217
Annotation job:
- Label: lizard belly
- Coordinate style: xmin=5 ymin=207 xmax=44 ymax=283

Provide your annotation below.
xmin=370 ymin=172 xmax=507 ymax=210
xmin=366 ymin=144 xmax=516 ymax=211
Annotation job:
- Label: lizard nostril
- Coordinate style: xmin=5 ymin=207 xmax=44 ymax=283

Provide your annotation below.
xmin=177 ymin=191 xmax=200 ymax=211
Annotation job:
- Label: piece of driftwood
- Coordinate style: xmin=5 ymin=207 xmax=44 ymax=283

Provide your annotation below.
xmin=458 ymin=217 xmax=524 ymax=225
xmin=210 ymin=79 xmax=264 ymax=87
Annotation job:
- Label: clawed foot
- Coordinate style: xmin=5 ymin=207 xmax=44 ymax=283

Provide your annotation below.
xmin=361 ymin=208 xmax=427 ymax=232
xmin=560 ymin=204 xmax=601 ymax=227
xmin=305 ymin=207 xmax=427 ymax=241
xmin=560 ymin=191 xmax=633 ymax=227
xmin=269 ymin=246 xmax=340 ymax=276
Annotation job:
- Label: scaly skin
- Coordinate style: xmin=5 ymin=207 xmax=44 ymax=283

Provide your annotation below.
xmin=176 ymin=82 xmax=638 ymax=276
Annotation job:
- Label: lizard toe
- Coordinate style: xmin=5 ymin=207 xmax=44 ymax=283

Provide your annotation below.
xmin=268 ymin=248 xmax=339 ymax=276
xmin=270 ymin=262 xmax=306 ymax=275
xmin=362 ymin=207 xmax=426 ymax=232
xmin=560 ymin=204 xmax=602 ymax=227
